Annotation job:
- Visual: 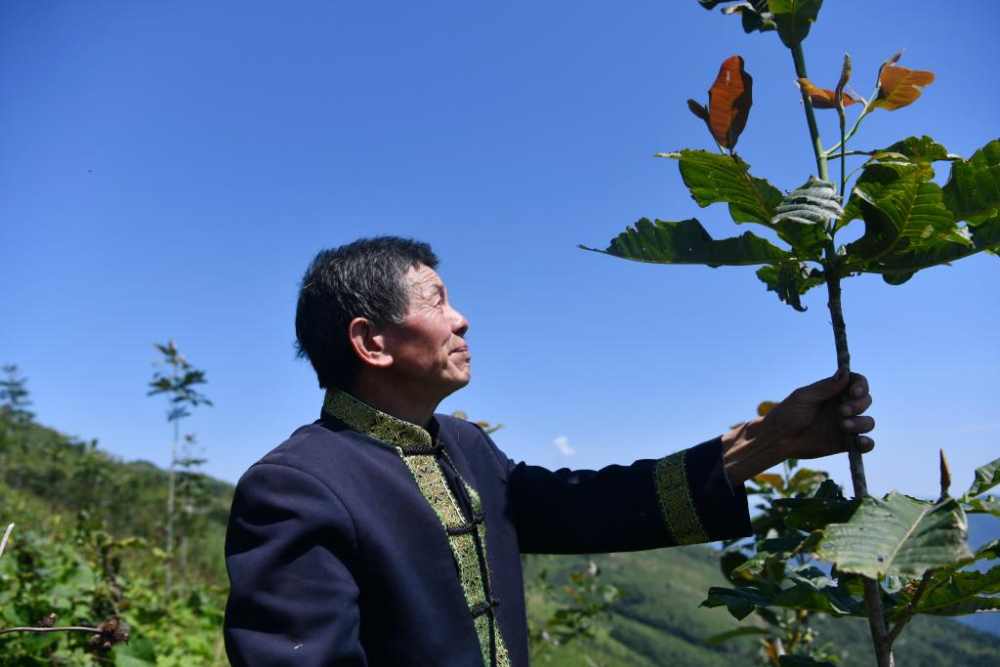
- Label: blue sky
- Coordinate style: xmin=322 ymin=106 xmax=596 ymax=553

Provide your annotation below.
xmin=1 ymin=0 xmax=997 ymax=500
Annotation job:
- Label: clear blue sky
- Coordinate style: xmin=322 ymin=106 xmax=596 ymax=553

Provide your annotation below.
xmin=2 ymin=1 xmax=997 ymax=500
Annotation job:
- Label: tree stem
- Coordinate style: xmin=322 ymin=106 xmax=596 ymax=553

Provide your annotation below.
xmin=792 ymin=40 xmax=891 ymax=667
xmin=826 ymin=275 xmax=891 ymax=667
xmin=791 ymin=43 xmax=828 ymax=182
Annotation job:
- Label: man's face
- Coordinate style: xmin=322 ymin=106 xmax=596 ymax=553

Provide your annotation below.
xmin=383 ymin=264 xmax=471 ymax=397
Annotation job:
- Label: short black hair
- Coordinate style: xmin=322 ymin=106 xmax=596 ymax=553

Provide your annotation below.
xmin=295 ymin=236 xmax=439 ymax=390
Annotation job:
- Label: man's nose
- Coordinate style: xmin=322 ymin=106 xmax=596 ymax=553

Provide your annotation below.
xmin=451 ymin=306 xmax=469 ymax=337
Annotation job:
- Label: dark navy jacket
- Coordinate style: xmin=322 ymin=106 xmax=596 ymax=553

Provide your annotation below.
xmin=224 ymin=389 xmax=752 ymax=666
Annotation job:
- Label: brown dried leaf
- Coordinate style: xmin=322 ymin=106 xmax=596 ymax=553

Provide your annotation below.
xmin=796 ymin=78 xmax=859 ymax=109
xmin=873 ymin=64 xmax=935 ymax=111
xmin=707 ymin=56 xmax=753 ymax=149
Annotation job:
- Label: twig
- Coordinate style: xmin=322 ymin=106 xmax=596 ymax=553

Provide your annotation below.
xmin=887 ymin=569 xmax=935 ymax=645
xmin=0 ymin=626 xmax=99 ymax=637
xmin=0 ymin=523 xmax=13 ymax=559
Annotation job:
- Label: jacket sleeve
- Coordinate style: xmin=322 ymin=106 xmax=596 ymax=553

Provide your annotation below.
xmin=490 ymin=435 xmax=752 ymax=555
xmin=224 ymin=462 xmax=367 ymax=666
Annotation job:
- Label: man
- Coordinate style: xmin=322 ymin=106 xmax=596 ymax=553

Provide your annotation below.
xmin=224 ymin=236 xmax=874 ymax=666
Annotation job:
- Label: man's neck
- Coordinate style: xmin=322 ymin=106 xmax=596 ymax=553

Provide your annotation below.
xmin=347 ymin=375 xmax=441 ymax=429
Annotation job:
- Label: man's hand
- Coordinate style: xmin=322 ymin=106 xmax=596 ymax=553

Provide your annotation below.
xmin=721 ymin=371 xmax=874 ymax=486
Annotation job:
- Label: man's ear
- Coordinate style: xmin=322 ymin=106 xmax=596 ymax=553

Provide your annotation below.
xmin=348 ymin=317 xmax=393 ymax=369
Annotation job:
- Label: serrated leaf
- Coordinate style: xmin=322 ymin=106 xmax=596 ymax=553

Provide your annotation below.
xmin=872 ymin=64 xmax=935 ymax=111
xmin=942 ymin=139 xmax=1000 ymax=224
xmin=771 ymin=177 xmax=838 ymax=257
xmin=756 ymin=262 xmax=824 ymax=311
xmin=841 ymin=161 xmax=966 ymax=267
xmin=665 ymin=150 xmax=783 ymax=228
xmin=815 ymin=492 xmax=973 ymax=579
xmin=795 ymin=78 xmax=859 ymax=109
xmin=767 ymin=0 xmax=823 ymax=48
xmin=865 ymin=214 xmax=1000 ymax=285
xmin=963 ymin=456 xmax=1000 ymax=499
xmin=880 ymin=136 xmax=950 ymax=163
xmin=706 ymin=56 xmax=753 ymax=149
xmin=580 ymin=218 xmax=792 ymax=266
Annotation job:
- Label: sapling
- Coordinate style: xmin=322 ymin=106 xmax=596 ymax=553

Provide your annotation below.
xmin=148 ymin=340 xmax=212 ymax=597
xmin=581 ymin=2 xmax=1000 ymax=665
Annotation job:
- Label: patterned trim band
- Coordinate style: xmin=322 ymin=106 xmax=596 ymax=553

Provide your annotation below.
xmin=321 ymin=388 xmax=511 ymax=667
xmin=654 ymin=451 xmax=710 ymax=545
xmin=322 ymin=388 xmax=432 ymax=451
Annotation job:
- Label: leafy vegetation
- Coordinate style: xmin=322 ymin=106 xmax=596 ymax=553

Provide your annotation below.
xmin=1 ymin=366 xmax=229 ymax=665
xmin=582 ymin=4 xmax=999 ymax=663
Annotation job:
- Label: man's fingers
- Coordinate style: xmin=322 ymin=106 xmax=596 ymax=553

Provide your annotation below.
xmin=840 ymin=393 xmax=873 ymax=417
xmin=848 ymin=372 xmax=870 ymax=399
xmin=841 ymin=415 xmax=875 ymax=433
xmin=857 ymin=436 xmax=875 ymax=453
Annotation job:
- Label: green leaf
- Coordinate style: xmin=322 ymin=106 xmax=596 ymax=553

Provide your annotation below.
xmin=863 ymin=214 xmax=1000 ymax=285
xmin=767 ymin=0 xmax=823 ymax=48
xmin=756 ymin=262 xmax=824 ymax=312
xmin=964 ymin=495 xmax=1000 ymax=516
xmin=776 ymin=564 xmax=864 ymax=616
xmin=662 ymin=151 xmax=783 ymax=228
xmin=776 ymin=497 xmax=859 ymax=533
xmin=705 ymin=625 xmax=772 ymax=646
xmin=702 ymin=585 xmax=774 ymax=620
xmin=842 ymin=162 xmax=963 ymax=259
xmin=771 ymin=176 xmax=838 ymax=257
xmin=732 ymin=0 xmax=777 ymax=34
xmin=580 ymin=218 xmax=793 ymax=267
xmin=942 ymin=140 xmax=1000 ymax=224
xmin=815 ymin=492 xmax=973 ymax=579
xmin=891 ymin=563 xmax=1000 ymax=618
xmin=880 ymin=136 xmax=950 ymax=163
xmin=963 ymin=456 xmax=1000 ymax=499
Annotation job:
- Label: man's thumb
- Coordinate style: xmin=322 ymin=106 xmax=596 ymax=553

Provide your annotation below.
xmin=802 ymin=369 xmax=850 ymax=402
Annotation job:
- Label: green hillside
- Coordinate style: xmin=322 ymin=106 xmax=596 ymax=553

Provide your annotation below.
xmin=524 ymin=549 xmax=1000 ymax=666
xmin=2 ymin=411 xmax=998 ymax=665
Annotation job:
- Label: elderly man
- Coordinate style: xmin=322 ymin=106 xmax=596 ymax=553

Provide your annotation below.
xmin=224 ymin=236 xmax=874 ymax=666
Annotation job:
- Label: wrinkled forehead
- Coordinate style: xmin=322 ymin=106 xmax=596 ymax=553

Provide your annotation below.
xmin=403 ymin=263 xmax=446 ymax=301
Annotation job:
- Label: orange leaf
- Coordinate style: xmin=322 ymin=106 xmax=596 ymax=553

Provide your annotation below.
xmin=754 ymin=473 xmax=785 ymax=491
xmin=796 ymin=78 xmax=858 ymax=109
xmin=873 ymin=64 xmax=935 ymax=111
xmin=707 ymin=55 xmax=753 ymax=149
xmin=756 ymin=400 xmax=777 ymax=417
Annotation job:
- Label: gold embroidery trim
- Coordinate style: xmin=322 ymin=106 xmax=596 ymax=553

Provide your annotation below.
xmin=322 ymin=388 xmax=431 ymax=450
xmin=322 ymin=388 xmax=510 ymax=666
xmin=654 ymin=451 xmax=710 ymax=545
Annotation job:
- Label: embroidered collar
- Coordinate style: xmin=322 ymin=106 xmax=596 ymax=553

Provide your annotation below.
xmin=322 ymin=388 xmax=433 ymax=452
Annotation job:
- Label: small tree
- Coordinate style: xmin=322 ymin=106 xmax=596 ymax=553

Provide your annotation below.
xmin=1 ymin=365 xmax=35 ymax=487
xmin=581 ymin=3 xmax=999 ymax=665
xmin=148 ymin=340 xmax=212 ymax=597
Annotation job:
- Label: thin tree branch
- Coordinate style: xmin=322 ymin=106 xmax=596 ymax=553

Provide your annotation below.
xmin=0 ymin=523 xmax=13 ymax=559
xmin=887 ymin=570 xmax=935 ymax=645
xmin=0 ymin=626 xmax=99 ymax=637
